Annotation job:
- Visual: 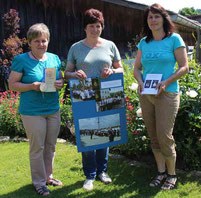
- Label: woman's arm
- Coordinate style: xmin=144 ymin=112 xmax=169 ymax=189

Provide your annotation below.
xmin=8 ymin=71 xmax=41 ymax=92
xmin=134 ymin=49 xmax=144 ymax=94
xmin=64 ymin=62 xmax=87 ymax=80
xmin=101 ymin=60 xmax=123 ymax=79
xmin=156 ymin=47 xmax=189 ymax=95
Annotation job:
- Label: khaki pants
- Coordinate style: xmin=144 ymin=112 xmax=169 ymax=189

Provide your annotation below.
xmin=139 ymin=92 xmax=180 ymax=159
xmin=21 ymin=110 xmax=60 ymax=187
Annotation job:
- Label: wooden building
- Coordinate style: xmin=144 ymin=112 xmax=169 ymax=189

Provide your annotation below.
xmin=0 ymin=0 xmax=201 ymax=61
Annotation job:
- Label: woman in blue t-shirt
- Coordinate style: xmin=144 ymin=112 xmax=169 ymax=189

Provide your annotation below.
xmin=134 ymin=4 xmax=189 ymax=190
xmin=8 ymin=23 xmax=64 ymax=196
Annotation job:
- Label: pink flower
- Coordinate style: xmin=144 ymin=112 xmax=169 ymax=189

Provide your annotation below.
xmin=127 ymin=105 xmax=133 ymax=110
xmin=133 ymin=130 xmax=138 ymax=135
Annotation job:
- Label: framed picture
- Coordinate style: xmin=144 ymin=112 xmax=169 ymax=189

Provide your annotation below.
xmin=69 ymin=73 xmax=127 ymax=152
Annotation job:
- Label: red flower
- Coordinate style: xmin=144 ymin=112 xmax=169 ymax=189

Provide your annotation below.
xmin=127 ymin=105 xmax=133 ymax=110
xmin=133 ymin=130 xmax=138 ymax=135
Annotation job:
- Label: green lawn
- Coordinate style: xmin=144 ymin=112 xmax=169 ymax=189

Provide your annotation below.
xmin=0 ymin=142 xmax=200 ymax=198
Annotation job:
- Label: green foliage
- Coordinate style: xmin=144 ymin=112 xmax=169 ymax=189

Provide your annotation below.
xmin=114 ymin=58 xmax=151 ymax=157
xmin=0 ymin=90 xmax=25 ymax=137
xmin=59 ymin=83 xmax=73 ymax=130
xmin=0 ymin=86 xmax=73 ymax=139
xmin=174 ymin=60 xmax=201 ymax=170
xmin=179 ymin=7 xmax=201 ymax=16
xmin=0 ymin=9 xmax=27 ymax=91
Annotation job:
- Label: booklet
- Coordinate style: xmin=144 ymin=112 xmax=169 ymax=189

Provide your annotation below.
xmin=141 ymin=74 xmax=163 ymax=95
xmin=40 ymin=68 xmax=56 ymax=92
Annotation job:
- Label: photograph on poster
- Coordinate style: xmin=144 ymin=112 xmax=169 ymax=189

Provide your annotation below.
xmin=70 ymin=77 xmax=100 ymax=102
xmin=96 ymin=87 xmax=124 ymax=112
xmin=79 ymin=113 xmax=121 ymax=147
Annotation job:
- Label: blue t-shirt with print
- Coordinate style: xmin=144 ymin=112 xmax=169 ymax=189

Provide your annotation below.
xmin=11 ymin=52 xmax=61 ymax=115
xmin=138 ymin=33 xmax=185 ymax=92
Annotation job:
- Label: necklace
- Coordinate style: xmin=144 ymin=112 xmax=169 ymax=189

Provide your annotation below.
xmin=30 ymin=51 xmax=44 ymax=61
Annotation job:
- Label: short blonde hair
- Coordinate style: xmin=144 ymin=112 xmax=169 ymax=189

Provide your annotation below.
xmin=27 ymin=23 xmax=50 ymax=42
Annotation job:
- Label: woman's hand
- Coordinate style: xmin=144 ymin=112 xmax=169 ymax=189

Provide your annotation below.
xmin=138 ymin=81 xmax=144 ymax=95
xmin=101 ymin=68 xmax=113 ymax=79
xmin=156 ymin=80 xmax=167 ymax=96
xmin=32 ymin=82 xmax=41 ymax=91
xmin=54 ymin=79 xmax=64 ymax=90
xmin=74 ymin=70 xmax=87 ymax=80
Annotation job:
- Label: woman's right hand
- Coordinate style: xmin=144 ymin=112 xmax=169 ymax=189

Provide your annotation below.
xmin=32 ymin=82 xmax=41 ymax=91
xmin=138 ymin=81 xmax=144 ymax=95
xmin=74 ymin=70 xmax=87 ymax=80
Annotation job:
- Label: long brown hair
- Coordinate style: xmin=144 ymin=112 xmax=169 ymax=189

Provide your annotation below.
xmin=143 ymin=4 xmax=175 ymax=43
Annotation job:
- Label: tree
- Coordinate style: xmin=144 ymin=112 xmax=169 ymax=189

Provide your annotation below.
xmin=0 ymin=9 xmax=27 ymax=91
xmin=179 ymin=7 xmax=201 ymax=16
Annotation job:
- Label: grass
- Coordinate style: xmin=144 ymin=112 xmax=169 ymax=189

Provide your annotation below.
xmin=0 ymin=142 xmax=200 ymax=198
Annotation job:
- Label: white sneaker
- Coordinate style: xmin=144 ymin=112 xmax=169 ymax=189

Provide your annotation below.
xmin=83 ymin=179 xmax=94 ymax=191
xmin=98 ymin=172 xmax=112 ymax=183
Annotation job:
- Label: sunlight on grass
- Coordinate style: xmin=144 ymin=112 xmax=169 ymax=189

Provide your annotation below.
xmin=0 ymin=142 xmax=200 ymax=198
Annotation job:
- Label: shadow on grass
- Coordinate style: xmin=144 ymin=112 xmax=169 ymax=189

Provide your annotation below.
xmin=2 ymin=158 xmax=200 ymax=198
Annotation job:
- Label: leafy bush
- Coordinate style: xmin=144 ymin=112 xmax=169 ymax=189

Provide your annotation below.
xmin=174 ymin=60 xmax=201 ymax=170
xmin=113 ymin=58 xmax=151 ymax=157
xmin=0 ymin=9 xmax=27 ymax=91
xmin=0 ymin=90 xmax=25 ymax=137
xmin=0 ymin=86 xmax=73 ymax=139
xmin=59 ymin=83 xmax=74 ymax=140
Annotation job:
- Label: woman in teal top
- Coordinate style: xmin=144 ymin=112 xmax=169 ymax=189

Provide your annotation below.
xmin=65 ymin=8 xmax=123 ymax=191
xmin=9 ymin=23 xmax=64 ymax=196
xmin=134 ymin=4 xmax=188 ymax=190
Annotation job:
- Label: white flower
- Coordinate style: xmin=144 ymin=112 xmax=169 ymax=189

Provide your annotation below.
xmin=142 ymin=136 xmax=147 ymax=141
xmin=129 ymin=83 xmax=138 ymax=91
xmin=136 ymin=108 xmax=142 ymax=117
xmin=186 ymin=90 xmax=198 ymax=98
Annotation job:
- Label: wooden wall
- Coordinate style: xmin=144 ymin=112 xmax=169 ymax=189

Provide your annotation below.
xmin=0 ymin=0 xmax=198 ymax=59
xmin=0 ymin=0 xmax=144 ymax=59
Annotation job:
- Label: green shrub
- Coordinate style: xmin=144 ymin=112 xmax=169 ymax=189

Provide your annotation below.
xmin=174 ymin=60 xmax=201 ymax=170
xmin=114 ymin=58 xmax=151 ymax=157
xmin=0 ymin=90 xmax=25 ymax=137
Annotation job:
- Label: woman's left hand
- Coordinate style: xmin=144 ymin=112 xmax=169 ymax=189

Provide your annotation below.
xmin=101 ymin=68 xmax=113 ymax=79
xmin=54 ymin=79 xmax=64 ymax=90
xmin=156 ymin=80 xmax=168 ymax=96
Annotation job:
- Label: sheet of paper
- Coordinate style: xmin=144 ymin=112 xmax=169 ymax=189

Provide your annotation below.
xmin=40 ymin=68 xmax=56 ymax=92
xmin=141 ymin=74 xmax=163 ymax=95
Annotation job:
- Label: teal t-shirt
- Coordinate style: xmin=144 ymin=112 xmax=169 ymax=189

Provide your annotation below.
xmin=11 ymin=52 xmax=61 ymax=115
xmin=67 ymin=39 xmax=121 ymax=77
xmin=138 ymin=33 xmax=185 ymax=92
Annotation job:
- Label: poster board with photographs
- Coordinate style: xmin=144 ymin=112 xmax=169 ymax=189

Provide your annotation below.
xmin=69 ymin=73 xmax=127 ymax=152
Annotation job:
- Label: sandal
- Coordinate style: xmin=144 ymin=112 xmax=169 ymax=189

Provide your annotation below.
xmin=46 ymin=178 xmax=63 ymax=186
xmin=149 ymin=172 xmax=167 ymax=187
xmin=35 ymin=185 xmax=50 ymax=196
xmin=161 ymin=174 xmax=177 ymax=190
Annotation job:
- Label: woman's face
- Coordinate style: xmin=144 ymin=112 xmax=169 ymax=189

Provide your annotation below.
xmin=147 ymin=11 xmax=164 ymax=32
xmin=28 ymin=34 xmax=49 ymax=54
xmin=85 ymin=22 xmax=103 ymax=39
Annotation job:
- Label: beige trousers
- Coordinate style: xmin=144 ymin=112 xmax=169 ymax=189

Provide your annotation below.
xmin=21 ymin=110 xmax=60 ymax=187
xmin=139 ymin=92 xmax=180 ymax=159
